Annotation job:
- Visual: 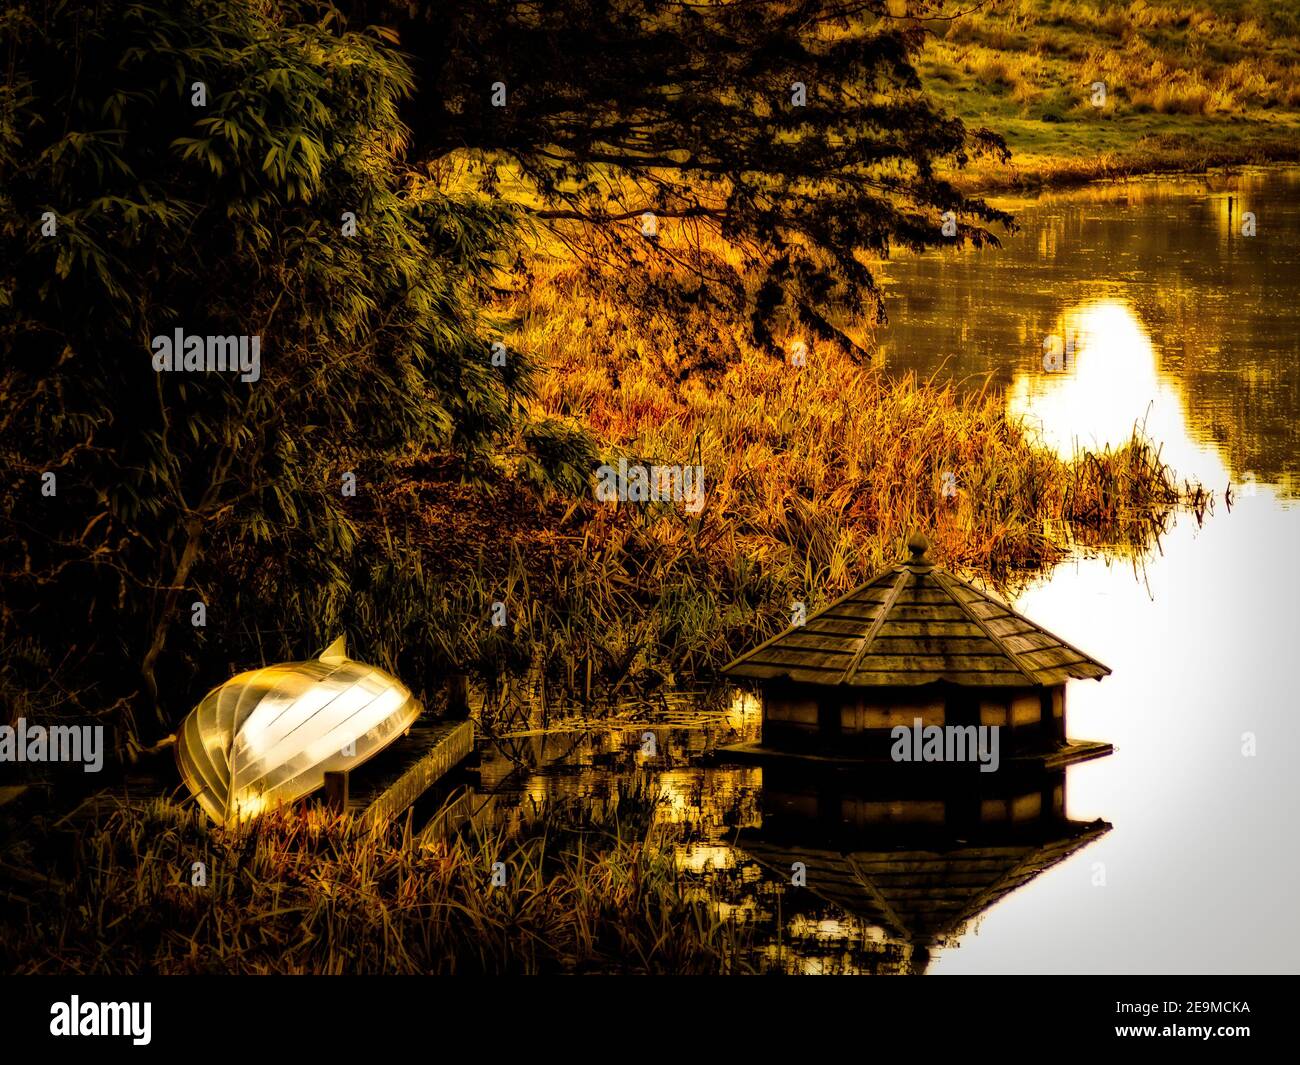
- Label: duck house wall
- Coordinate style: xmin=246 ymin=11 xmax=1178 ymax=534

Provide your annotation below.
xmin=760 ymin=684 xmax=1067 ymax=755
xmin=758 ymin=771 xmax=1069 ymax=833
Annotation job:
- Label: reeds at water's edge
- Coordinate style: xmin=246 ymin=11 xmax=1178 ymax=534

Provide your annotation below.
xmin=0 ymin=779 xmax=759 ymax=975
xmin=330 ymin=329 xmax=1206 ymax=709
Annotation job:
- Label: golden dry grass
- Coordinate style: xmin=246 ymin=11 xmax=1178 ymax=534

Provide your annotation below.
xmin=0 ymin=784 xmax=753 ymax=974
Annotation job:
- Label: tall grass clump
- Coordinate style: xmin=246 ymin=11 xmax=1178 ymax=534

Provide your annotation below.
xmin=316 ymin=254 xmax=1196 ymax=701
xmin=180 ymin=219 xmax=1200 ymax=709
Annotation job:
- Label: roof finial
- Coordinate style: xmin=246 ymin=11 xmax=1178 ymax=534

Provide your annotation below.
xmin=906 ymin=532 xmax=930 ymax=563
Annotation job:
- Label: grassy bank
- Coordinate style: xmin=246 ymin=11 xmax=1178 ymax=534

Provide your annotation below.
xmin=923 ymin=0 xmax=1300 ymax=189
xmin=327 ymin=3 xmax=1249 ymax=703
xmin=323 ymin=296 xmax=1202 ymax=707
xmin=0 ymin=782 xmax=755 ymax=975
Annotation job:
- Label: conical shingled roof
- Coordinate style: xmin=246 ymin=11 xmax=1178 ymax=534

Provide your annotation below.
xmin=739 ymin=821 xmax=1111 ymax=951
xmin=722 ymin=534 xmax=1110 ymax=688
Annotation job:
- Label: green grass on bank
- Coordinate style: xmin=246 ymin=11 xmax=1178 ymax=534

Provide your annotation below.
xmin=922 ymin=0 xmax=1300 ymax=188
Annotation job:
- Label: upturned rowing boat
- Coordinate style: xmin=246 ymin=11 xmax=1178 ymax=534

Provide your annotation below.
xmin=175 ymin=637 xmax=422 ymax=823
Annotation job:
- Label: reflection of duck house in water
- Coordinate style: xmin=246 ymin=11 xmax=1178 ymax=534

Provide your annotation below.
xmin=721 ymin=534 xmax=1112 ymax=772
xmin=738 ymin=768 xmax=1110 ymax=974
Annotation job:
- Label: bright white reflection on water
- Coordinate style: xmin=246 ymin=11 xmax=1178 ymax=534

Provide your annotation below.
xmin=1007 ymin=298 xmax=1230 ymax=489
xmin=933 ymin=491 xmax=1299 ymax=974
xmin=923 ymin=176 xmax=1299 ymax=972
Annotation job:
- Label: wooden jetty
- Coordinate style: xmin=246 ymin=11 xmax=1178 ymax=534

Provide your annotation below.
xmin=326 ymin=718 xmax=475 ymax=829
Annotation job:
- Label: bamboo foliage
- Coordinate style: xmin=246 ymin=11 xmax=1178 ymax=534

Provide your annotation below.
xmin=0 ymin=1 xmax=521 ymax=746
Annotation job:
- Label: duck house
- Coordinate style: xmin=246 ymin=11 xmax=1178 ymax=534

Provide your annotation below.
xmin=721 ymin=534 xmax=1113 ymax=772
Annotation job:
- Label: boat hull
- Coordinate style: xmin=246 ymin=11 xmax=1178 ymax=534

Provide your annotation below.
xmin=176 ymin=651 xmax=422 ymax=823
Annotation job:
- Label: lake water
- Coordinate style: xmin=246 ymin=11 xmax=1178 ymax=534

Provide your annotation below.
xmin=467 ymin=167 xmax=1300 ymax=974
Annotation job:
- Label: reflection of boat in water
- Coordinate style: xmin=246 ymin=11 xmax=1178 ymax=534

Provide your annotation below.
xmin=737 ymin=768 xmax=1110 ymax=974
xmin=176 ymin=637 xmax=423 ymax=823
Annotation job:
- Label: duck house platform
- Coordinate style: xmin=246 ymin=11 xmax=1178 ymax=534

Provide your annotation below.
xmin=718 ymin=736 xmax=1113 ymax=776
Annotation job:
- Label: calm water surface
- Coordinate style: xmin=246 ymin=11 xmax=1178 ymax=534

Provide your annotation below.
xmin=468 ymin=168 xmax=1300 ymax=974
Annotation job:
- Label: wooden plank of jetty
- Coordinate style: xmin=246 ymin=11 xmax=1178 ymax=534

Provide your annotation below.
xmin=343 ymin=719 xmax=475 ymax=828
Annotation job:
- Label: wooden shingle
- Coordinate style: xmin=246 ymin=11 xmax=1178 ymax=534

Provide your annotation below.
xmin=723 ymin=533 xmax=1110 ymax=688
xmin=741 ymin=821 xmax=1110 ymax=948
